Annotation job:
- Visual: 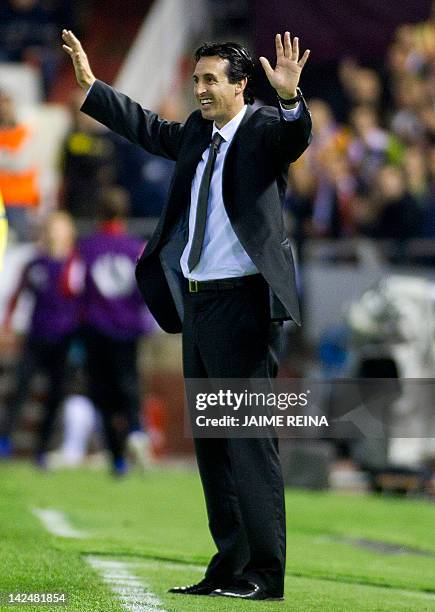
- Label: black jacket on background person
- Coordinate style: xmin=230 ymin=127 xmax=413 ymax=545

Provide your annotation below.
xmin=81 ymin=80 xmax=312 ymax=332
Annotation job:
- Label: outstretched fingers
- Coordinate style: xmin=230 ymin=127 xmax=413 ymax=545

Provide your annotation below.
xmin=62 ymin=29 xmax=81 ymax=52
xmin=276 ymin=32 xmax=308 ymax=65
xmin=292 ymin=36 xmax=299 ymax=62
xmin=259 ymin=56 xmax=274 ymax=81
xmin=262 ymin=33 xmax=311 ymax=83
xmin=283 ymin=31 xmax=292 ymax=58
xmin=275 ymin=33 xmax=284 ymax=58
xmin=68 ymin=30 xmax=83 ymax=49
xmin=298 ymin=49 xmax=310 ymax=68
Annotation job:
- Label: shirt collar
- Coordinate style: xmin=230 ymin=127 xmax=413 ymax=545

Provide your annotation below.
xmin=212 ymin=105 xmax=247 ymax=144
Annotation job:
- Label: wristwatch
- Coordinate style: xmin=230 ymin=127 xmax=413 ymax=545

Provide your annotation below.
xmin=277 ymin=87 xmax=303 ymax=106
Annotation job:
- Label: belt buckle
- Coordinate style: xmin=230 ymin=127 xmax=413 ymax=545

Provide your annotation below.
xmin=189 ymin=279 xmax=199 ymax=293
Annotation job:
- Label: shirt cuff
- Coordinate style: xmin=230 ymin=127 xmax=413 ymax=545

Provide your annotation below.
xmin=279 ymin=101 xmax=302 ymax=121
xmin=84 ymin=82 xmax=95 ymax=98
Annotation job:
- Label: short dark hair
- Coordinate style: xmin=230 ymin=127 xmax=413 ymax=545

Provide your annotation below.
xmin=194 ymin=42 xmax=255 ymax=104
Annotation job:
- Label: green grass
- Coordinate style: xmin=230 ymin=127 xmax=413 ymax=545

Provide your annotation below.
xmin=0 ymin=462 xmax=435 ymax=611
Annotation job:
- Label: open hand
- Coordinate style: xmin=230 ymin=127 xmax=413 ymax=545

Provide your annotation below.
xmin=260 ymin=32 xmax=310 ymax=99
xmin=62 ymin=29 xmax=96 ymax=91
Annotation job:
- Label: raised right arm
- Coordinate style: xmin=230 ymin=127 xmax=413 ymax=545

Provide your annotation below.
xmin=62 ymin=29 xmax=184 ymax=160
xmin=81 ymin=80 xmax=184 ymax=160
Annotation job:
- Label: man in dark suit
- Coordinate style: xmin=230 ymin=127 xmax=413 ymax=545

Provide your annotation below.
xmin=62 ymin=28 xmax=311 ymax=601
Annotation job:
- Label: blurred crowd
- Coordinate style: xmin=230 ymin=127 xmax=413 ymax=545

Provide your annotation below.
xmin=285 ymin=8 xmax=435 ymax=259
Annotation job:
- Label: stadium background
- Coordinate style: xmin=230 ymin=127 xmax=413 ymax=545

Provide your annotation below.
xmin=0 ymin=1 xmax=434 ymax=610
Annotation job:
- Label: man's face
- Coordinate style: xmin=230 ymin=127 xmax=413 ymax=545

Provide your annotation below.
xmin=193 ymin=56 xmax=246 ymax=128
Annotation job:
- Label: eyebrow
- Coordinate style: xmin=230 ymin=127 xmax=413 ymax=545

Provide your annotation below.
xmin=192 ymin=72 xmax=218 ymax=80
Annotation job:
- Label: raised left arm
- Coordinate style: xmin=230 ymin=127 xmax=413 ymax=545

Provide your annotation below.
xmin=260 ymin=32 xmax=312 ymax=162
xmin=260 ymin=32 xmax=310 ymax=105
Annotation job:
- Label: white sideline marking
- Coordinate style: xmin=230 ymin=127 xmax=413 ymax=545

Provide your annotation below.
xmin=32 ymin=508 xmax=88 ymax=538
xmin=86 ymin=557 xmax=166 ymax=612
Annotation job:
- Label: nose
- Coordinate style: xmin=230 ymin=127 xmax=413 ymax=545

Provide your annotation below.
xmin=194 ymin=81 xmax=207 ymax=98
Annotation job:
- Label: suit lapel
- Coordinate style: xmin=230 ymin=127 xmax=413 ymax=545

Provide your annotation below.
xmin=163 ymin=118 xmax=213 ymax=229
xmin=183 ymin=119 xmax=213 ymax=181
xmin=222 ymin=105 xmax=256 ymax=210
xmin=225 ymin=104 xmax=256 ymax=154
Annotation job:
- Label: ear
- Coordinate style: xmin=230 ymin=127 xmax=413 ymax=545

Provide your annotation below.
xmin=235 ymin=76 xmax=247 ymax=96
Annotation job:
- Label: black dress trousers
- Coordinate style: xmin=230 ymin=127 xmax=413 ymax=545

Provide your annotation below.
xmin=182 ymin=274 xmax=286 ymax=597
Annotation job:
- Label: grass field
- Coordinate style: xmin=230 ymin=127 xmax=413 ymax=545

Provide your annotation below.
xmin=1 ymin=461 xmax=435 ymax=611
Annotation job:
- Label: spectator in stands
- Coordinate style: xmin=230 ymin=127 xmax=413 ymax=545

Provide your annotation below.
xmin=348 ymin=185 xmax=380 ymax=238
xmin=347 ymin=105 xmax=390 ymax=187
xmin=371 ymin=165 xmax=422 ymax=242
xmin=393 ymin=18 xmax=434 ymax=78
xmin=339 ymin=61 xmax=383 ymax=117
xmin=389 ymin=76 xmax=428 ymax=145
xmin=306 ymin=99 xmax=349 ymax=171
xmin=0 ymin=211 xmax=79 ymax=464
xmin=0 ymin=90 xmax=40 ymax=241
xmin=321 ymin=153 xmax=357 ymax=236
xmin=284 ymin=161 xmax=317 ymax=257
xmin=61 ymin=89 xmax=117 ymax=218
xmin=68 ymin=187 xmax=153 ymax=475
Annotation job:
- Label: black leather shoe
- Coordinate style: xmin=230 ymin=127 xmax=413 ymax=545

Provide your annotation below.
xmin=168 ymin=579 xmax=219 ymax=595
xmin=211 ymin=580 xmax=284 ymax=601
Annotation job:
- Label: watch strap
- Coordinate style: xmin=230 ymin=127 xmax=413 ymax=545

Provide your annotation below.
xmin=277 ymin=87 xmax=303 ymax=105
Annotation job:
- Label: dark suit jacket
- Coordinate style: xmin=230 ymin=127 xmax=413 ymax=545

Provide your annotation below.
xmin=81 ymin=80 xmax=312 ymax=333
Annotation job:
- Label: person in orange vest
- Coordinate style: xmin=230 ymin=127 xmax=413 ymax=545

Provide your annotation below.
xmin=0 ymin=90 xmax=39 ymax=241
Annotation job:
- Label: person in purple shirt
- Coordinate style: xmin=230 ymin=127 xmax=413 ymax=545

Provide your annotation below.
xmin=71 ymin=187 xmax=152 ymax=475
xmin=0 ymin=211 xmax=79 ymax=463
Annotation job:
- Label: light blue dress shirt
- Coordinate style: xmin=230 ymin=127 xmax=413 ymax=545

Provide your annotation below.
xmin=181 ymin=102 xmax=302 ymax=280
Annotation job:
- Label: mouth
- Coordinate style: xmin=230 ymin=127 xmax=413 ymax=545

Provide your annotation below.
xmin=199 ymin=98 xmax=213 ymax=109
